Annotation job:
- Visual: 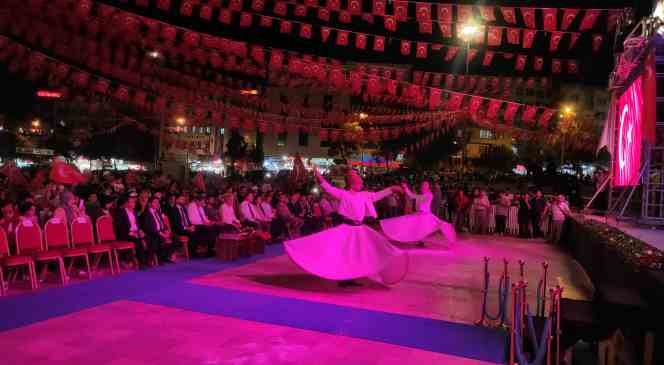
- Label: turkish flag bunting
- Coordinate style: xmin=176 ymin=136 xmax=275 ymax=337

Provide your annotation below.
xmin=567 ymin=60 xmax=579 ymax=74
xmin=503 ymin=102 xmax=519 ymax=123
xmin=251 ymin=46 xmax=265 ymax=63
xmin=321 ymin=27 xmax=332 ymax=42
xmin=416 ymin=42 xmax=428 ymax=58
xmin=520 ymin=7 xmax=536 ymax=28
xmin=229 ymin=0 xmax=244 ymax=12
xmin=419 ymin=21 xmax=433 ymax=34
xmin=607 ymin=9 xmax=622 ymax=32
xmin=400 ymin=40 xmax=411 ymax=56
xmin=355 ymin=33 xmax=367 ymax=49
xmin=372 ymin=0 xmax=386 ymax=16
xmin=350 ymin=71 xmax=363 ymax=94
xmin=317 ymin=8 xmax=330 ymax=21
xmin=386 ymin=79 xmax=397 ymax=95
xmin=218 ymin=9 xmax=232 ymax=24
xmin=432 ymin=73 xmax=441 ymax=86
xmin=444 ymin=74 xmax=455 ymax=89
xmin=487 ymin=27 xmax=503 ymax=47
xmin=456 ymin=5 xmax=472 ymax=23
xmin=274 ymin=2 xmax=287 ymax=16
xmin=295 ymin=5 xmax=307 ymax=17
xmin=444 ymin=46 xmax=458 ymax=61
xmin=348 ymin=0 xmax=361 ymax=15
xmin=200 ymin=5 xmax=213 ymax=20
xmin=483 ymin=51 xmax=495 ymax=66
xmin=300 ymin=23 xmax=312 ymax=39
xmin=240 ymin=12 xmax=253 ymax=27
xmin=486 ymin=99 xmax=502 ymax=119
xmin=251 ymin=0 xmax=265 ymax=11
xmin=438 ymin=4 xmax=452 ymax=22
xmin=384 ymin=16 xmax=397 ymax=31
xmin=579 ymin=10 xmax=600 ymax=30
xmin=467 ymin=48 xmax=478 ymax=63
xmin=592 ymin=34 xmax=603 ymax=52
xmin=270 ymin=49 xmax=284 ymax=68
xmin=339 ymin=10 xmax=351 ymax=23
xmin=549 ymin=32 xmax=563 ymax=52
xmin=569 ymin=33 xmax=580 ymax=49
xmin=515 ymin=54 xmax=527 ymax=71
xmin=447 ymin=92 xmax=464 ymax=110
xmin=157 ymin=0 xmax=171 ymax=11
xmin=561 ymin=8 xmax=580 ymax=30
xmin=416 ymin=3 xmax=431 ymax=21
xmin=180 ymin=0 xmax=194 ymax=16
xmin=413 ymin=71 xmax=423 ymax=84
xmin=506 ymin=28 xmax=520 ymax=45
xmin=394 ymin=1 xmax=408 ymax=21
xmin=478 ymin=6 xmax=495 ymax=21
xmin=523 ymin=106 xmax=537 ymax=123
xmin=469 ymin=96 xmax=483 ymax=115
xmin=539 ymin=108 xmax=554 ymax=128
xmin=327 ymin=0 xmax=340 ymax=11
xmin=522 ymin=29 xmax=536 ymax=49
xmin=279 ymin=20 xmax=292 ymax=34
xmin=439 ymin=23 xmax=452 ymax=38
xmin=429 ymin=88 xmax=441 ymax=109
xmin=533 ymin=56 xmax=544 ymax=71
xmin=500 ymin=7 xmax=516 ymax=24
xmin=373 ymin=36 xmax=385 ymax=51
xmin=50 ymin=160 xmax=87 ymax=185
xmin=542 ymin=8 xmax=557 ymax=31
xmin=336 ymin=30 xmax=349 ymax=46
xmin=551 ymin=59 xmax=562 ymax=73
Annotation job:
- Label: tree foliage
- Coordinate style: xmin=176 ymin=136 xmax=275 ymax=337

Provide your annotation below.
xmin=225 ymin=128 xmax=247 ymax=175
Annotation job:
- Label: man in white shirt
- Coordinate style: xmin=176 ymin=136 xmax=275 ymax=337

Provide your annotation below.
xmin=185 ymin=194 xmax=217 ymax=256
xmin=546 ymin=194 xmax=572 ymax=244
xmin=219 ymin=193 xmax=242 ymax=231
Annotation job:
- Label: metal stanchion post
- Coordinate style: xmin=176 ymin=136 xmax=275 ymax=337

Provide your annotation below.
xmin=510 ymin=282 xmax=517 ymax=365
xmin=555 ymin=286 xmax=563 ymax=365
xmin=502 ymin=258 xmax=509 ymax=328
xmin=476 ymin=257 xmax=490 ymax=326
xmin=541 ymin=262 xmax=549 ymax=317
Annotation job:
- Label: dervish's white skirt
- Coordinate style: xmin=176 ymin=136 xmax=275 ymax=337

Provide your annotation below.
xmin=380 ymin=212 xmax=457 ymax=243
xmin=284 ymin=224 xmax=409 ymax=284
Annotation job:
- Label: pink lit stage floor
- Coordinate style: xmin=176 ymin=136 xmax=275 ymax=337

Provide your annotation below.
xmin=192 ymin=234 xmax=594 ymax=324
xmin=0 ymin=300 xmax=495 ymax=365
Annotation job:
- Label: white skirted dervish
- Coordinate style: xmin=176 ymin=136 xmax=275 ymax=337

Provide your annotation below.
xmin=284 ymin=167 xmax=409 ymax=286
xmin=380 ymin=181 xmax=457 ymax=245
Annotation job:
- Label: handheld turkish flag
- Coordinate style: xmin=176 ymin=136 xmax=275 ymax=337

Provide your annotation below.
xmin=49 ymin=159 xmax=88 ymax=185
xmin=0 ymin=162 xmax=28 ymax=186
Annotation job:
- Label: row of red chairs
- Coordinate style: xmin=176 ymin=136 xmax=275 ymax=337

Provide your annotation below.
xmin=0 ymin=215 xmax=138 ymax=295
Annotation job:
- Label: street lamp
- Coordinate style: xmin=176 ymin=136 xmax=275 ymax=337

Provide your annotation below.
xmin=459 ymin=21 xmax=480 ymax=75
xmin=559 ymin=104 xmax=577 ymax=165
xmin=175 ymin=116 xmax=186 ymax=125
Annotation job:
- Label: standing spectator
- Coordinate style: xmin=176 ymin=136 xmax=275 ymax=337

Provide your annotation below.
xmin=471 ymin=189 xmax=491 ymax=234
xmin=495 ymin=191 xmax=511 ymax=235
xmin=544 ymin=194 xmax=572 ymax=243
xmin=530 ymin=190 xmax=547 ymax=238
xmin=517 ymin=193 xmax=532 ymax=238
xmin=453 ymin=189 xmax=470 ymax=231
xmin=431 ymin=180 xmax=442 ymax=217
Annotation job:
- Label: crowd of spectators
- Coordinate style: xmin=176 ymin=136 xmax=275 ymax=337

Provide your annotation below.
xmin=0 ymin=167 xmax=575 ymax=272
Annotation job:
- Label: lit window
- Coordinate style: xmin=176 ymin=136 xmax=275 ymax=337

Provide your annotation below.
xmin=479 ymin=129 xmax=494 ymax=139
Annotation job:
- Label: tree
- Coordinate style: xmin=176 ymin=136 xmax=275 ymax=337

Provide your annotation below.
xmin=474 ymin=145 xmax=516 ymax=174
xmin=225 ymin=128 xmax=247 ymax=175
xmin=248 ymin=130 xmax=265 ymax=167
xmin=410 ymin=129 xmax=463 ymax=169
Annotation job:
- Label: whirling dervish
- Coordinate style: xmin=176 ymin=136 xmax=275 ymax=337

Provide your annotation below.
xmin=380 ymin=181 xmax=457 ymax=246
xmin=284 ymin=166 xmax=409 ymax=287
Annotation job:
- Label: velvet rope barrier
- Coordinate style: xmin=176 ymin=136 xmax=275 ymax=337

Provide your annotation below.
xmin=476 ymin=257 xmax=510 ymax=327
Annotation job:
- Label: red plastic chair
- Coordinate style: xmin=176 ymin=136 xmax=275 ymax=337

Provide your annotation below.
xmin=95 ymin=215 xmax=137 ymax=272
xmin=44 ymin=218 xmax=91 ymax=280
xmin=15 ymin=220 xmax=67 ymax=286
xmin=163 ymin=215 xmax=189 ymax=261
xmin=0 ymin=226 xmax=37 ymax=292
xmin=71 ymin=216 xmax=115 ymax=276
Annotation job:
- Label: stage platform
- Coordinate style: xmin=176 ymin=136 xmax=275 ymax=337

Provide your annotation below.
xmin=0 ymin=234 xmax=593 ymax=364
xmin=582 ymin=214 xmax=664 ymax=251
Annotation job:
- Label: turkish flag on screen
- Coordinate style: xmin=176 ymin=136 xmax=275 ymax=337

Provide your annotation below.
xmin=49 ymin=160 xmax=88 ymax=185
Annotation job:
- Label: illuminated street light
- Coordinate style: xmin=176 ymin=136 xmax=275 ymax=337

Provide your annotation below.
xmin=147 ymin=50 xmax=161 ymax=59
xmin=240 ymin=89 xmax=259 ymax=96
xmin=458 ymin=22 xmax=480 ymax=41
xmin=175 ymin=117 xmax=186 ymax=125
xmin=31 ymin=119 xmax=41 ymax=128
xmin=358 ymin=112 xmax=368 ymax=120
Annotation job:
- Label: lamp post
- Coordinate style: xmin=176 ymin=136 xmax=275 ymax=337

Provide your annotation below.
xmin=559 ymin=105 xmax=576 ymax=166
xmin=459 ymin=22 xmax=480 ymax=75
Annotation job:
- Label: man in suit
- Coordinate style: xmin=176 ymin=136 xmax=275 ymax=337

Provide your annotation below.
xmin=113 ymin=193 xmax=148 ymax=268
xmin=168 ymin=193 xmax=214 ymax=257
xmin=141 ymin=196 xmax=174 ymax=264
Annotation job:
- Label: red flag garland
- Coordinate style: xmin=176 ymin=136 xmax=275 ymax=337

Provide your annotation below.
xmin=579 ymin=10 xmax=600 ymax=30
xmin=561 ymin=8 xmax=580 ymax=30
xmin=549 ymin=32 xmax=563 ymax=52
xmin=542 ymin=8 xmax=558 ymax=31
xmin=478 ymin=6 xmax=495 ymax=21
xmin=522 ymin=29 xmax=536 ymax=49
xmin=520 ymin=8 xmax=536 ymax=29
xmin=500 ymin=7 xmax=516 ymax=24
